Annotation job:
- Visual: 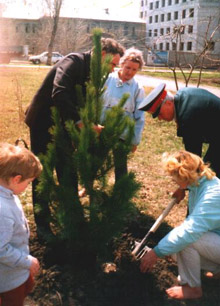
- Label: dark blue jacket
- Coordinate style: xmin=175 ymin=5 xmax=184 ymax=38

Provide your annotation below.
xmin=174 ymin=87 xmax=220 ymax=155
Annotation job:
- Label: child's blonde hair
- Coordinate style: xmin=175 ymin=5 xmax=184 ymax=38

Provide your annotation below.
xmin=162 ymin=150 xmax=215 ymax=185
xmin=0 ymin=142 xmax=42 ymax=183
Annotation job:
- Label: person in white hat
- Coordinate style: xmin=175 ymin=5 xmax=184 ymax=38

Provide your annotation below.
xmin=139 ymin=84 xmax=220 ymax=183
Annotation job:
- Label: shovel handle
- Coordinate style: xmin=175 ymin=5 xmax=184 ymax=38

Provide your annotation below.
xmin=132 ymin=198 xmax=177 ymax=259
xmin=149 ymin=198 xmax=177 ymax=233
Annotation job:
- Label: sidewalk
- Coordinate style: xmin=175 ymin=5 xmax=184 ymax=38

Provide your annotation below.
xmin=135 ymin=74 xmax=220 ymax=96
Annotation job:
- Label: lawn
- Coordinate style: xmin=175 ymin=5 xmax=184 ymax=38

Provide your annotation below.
xmin=140 ymin=68 xmax=220 ymax=88
xmin=0 ymin=66 xmax=219 ymax=306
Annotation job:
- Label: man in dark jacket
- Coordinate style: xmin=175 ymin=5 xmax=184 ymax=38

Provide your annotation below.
xmin=139 ymin=84 xmax=220 ymax=178
xmin=25 ymin=38 xmax=125 ymax=239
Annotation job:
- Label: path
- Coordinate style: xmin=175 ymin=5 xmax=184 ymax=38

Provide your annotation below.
xmin=135 ymin=74 xmax=220 ymax=96
xmin=1 ymin=62 xmax=220 ymax=96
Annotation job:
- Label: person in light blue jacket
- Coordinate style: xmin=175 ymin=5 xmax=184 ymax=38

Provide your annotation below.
xmin=101 ymin=48 xmax=145 ymax=181
xmin=140 ymin=150 xmax=220 ymax=300
xmin=0 ymin=143 xmax=42 ymax=305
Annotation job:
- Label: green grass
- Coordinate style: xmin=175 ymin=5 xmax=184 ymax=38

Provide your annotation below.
xmin=0 ymin=67 xmax=49 ymax=144
xmin=139 ymin=68 xmax=220 ymax=87
xmin=0 ymin=66 xmax=219 ymax=305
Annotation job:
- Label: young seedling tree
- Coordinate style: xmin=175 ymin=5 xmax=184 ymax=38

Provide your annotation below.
xmin=37 ymin=29 xmax=140 ymax=266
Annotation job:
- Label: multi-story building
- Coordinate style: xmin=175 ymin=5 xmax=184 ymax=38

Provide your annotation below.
xmin=0 ymin=15 xmax=146 ymax=60
xmin=140 ymin=0 xmax=220 ymax=64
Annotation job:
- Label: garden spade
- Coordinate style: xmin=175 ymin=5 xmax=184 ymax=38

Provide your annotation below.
xmin=132 ymin=198 xmax=177 ymax=260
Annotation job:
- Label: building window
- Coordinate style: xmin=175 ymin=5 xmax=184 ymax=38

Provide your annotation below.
xmin=182 ymin=9 xmax=186 ymax=18
xmin=160 ymin=28 xmax=164 ymax=35
xmin=172 ymin=42 xmax=177 ymax=50
xmin=174 ymin=11 xmax=178 ymax=19
xmin=141 ymin=0 xmax=144 ymax=6
xmin=155 ymin=15 xmax=159 ymax=23
xmin=187 ymin=41 xmax=192 ymax=50
xmin=167 ymin=12 xmax=171 ymax=21
xmin=188 ymin=25 xmax=193 ymax=33
xmin=132 ymin=27 xmax=135 ymax=36
xmin=206 ymin=41 xmax=215 ymax=50
xmin=150 ymin=2 xmax=153 ymax=9
xmin=173 ymin=26 xmax=178 ymax=34
xmin=149 ymin=29 xmax=152 ymax=37
xmin=166 ymin=42 xmax=169 ymax=50
xmin=153 ymin=43 xmax=157 ymax=50
xmin=175 ymin=0 xmax=179 ymax=3
xmin=124 ymin=25 xmax=128 ymax=35
xmin=161 ymin=0 xmax=165 ymax=7
xmin=168 ymin=0 xmax=172 ymax=5
xmin=154 ymin=29 xmax=158 ymax=36
xmin=180 ymin=42 xmax=184 ymax=50
xmin=182 ymin=0 xmax=186 ymax=2
xmin=32 ymin=24 xmax=36 ymax=33
xmin=25 ymin=24 xmax=30 ymax=33
xmin=161 ymin=14 xmax=165 ymax=22
xmin=156 ymin=1 xmax=159 ymax=8
xmin=140 ymin=12 xmax=143 ymax=18
xmin=149 ymin=16 xmax=153 ymax=23
xmin=166 ymin=27 xmax=170 ymax=34
xmin=189 ymin=8 xmax=194 ymax=17
xmin=180 ymin=25 xmax=185 ymax=34
xmin=159 ymin=43 xmax=163 ymax=50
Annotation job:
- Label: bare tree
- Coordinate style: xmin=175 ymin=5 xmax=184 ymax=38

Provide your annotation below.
xmin=167 ymin=15 xmax=220 ymax=90
xmin=43 ymin=0 xmax=64 ymax=65
xmin=146 ymin=4 xmax=220 ymax=90
xmin=60 ymin=18 xmax=91 ymax=54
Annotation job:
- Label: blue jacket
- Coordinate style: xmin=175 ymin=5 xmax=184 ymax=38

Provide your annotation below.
xmin=154 ymin=176 xmax=220 ymax=257
xmin=101 ymin=71 xmax=145 ymax=145
xmin=174 ymin=87 xmax=220 ymax=154
xmin=0 ymin=186 xmax=33 ymax=293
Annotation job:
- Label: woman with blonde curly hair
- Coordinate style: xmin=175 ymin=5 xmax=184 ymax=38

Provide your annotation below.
xmin=140 ymin=150 xmax=220 ymax=300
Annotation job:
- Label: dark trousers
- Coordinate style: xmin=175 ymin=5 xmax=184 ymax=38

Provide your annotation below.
xmin=0 ymin=274 xmax=34 ymax=306
xmin=30 ymin=127 xmax=53 ymax=234
xmin=204 ymin=142 xmax=220 ymax=178
xmin=113 ymin=140 xmax=128 ymax=182
xmin=30 ymin=127 xmax=78 ymax=236
xmin=184 ymin=138 xmax=220 ymax=179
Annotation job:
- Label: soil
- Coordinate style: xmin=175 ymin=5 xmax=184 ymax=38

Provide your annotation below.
xmin=25 ymin=215 xmax=220 ymax=305
xmin=25 ymin=162 xmax=220 ymax=306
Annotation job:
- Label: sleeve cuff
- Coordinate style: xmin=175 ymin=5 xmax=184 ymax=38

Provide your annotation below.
xmin=153 ymin=246 xmax=164 ymax=258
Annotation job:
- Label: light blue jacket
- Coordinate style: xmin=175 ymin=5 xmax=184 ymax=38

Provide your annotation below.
xmin=0 ymin=185 xmax=33 ymax=293
xmin=101 ymin=71 xmax=145 ymax=145
xmin=154 ymin=176 xmax=220 ymax=258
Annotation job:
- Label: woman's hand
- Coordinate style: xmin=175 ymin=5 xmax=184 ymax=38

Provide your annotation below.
xmin=140 ymin=248 xmax=158 ymax=273
xmin=172 ymin=187 xmax=186 ymax=204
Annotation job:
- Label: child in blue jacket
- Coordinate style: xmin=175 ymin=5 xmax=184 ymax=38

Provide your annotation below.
xmin=0 ymin=143 xmax=42 ymax=305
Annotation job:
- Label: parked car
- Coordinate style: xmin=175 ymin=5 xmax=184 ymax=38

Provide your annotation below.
xmin=29 ymin=51 xmax=63 ymax=65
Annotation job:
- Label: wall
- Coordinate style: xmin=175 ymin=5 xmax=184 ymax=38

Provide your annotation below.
xmin=0 ymin=16 xmax=146 ymax=58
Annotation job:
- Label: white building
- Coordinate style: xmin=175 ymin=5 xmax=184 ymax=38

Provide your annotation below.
xmin=140 ymin=0 xmax=220 ymax=58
